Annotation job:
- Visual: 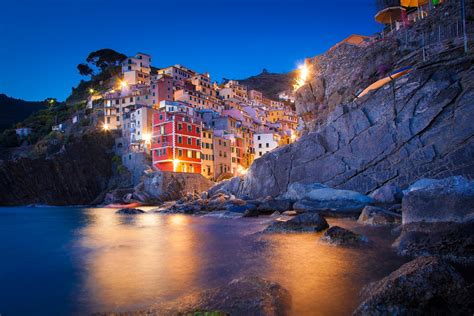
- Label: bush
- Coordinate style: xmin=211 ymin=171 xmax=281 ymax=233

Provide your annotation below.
xmin=0 ymin=129 xmax=19 ymax=147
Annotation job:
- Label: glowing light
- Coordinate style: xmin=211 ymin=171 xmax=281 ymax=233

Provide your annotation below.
xmin=293 ymin=63 xmax=309 ymax=92
xmin=236 ymin=165 xmax=248 ymax=176
xmin=173 ymin=159 xmax=180 ymax=172
xmin=89 ymin=88 xmax=95 ymax=94
xmin=142 ymin=133 xmax=151 ymax=144
xmin=102 ymin=123 xmax=109 ymax=131
xmin=120 ymin=80 xmax=128 ymax=89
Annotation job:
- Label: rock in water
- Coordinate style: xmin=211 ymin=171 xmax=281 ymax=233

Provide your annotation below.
xmin=264 ymin=213 xmax=329 ymax=233
xmin=402 ymin=176 xmax=474 ymax=225
xmin=395 ymin=221 xmax=474 ymax=264
xmin=115 ymin=208 xmax=145 ymax=215
xmin=162 ymin=276 xmax=291 ymax=316
xmin=257 ymin=198 xmax=293 ymax=213
xmin=369 ymin=184 xmax=403 ymax=204
xmin=353 ymin=257 xmax=472 ymax=315
xmin=357 ymin=205 xmax=401 ymax=226
xmin=320 ymin=226 xmax=367 ymax=246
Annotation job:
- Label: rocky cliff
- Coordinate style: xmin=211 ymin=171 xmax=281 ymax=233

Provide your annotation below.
xmin=237 ymin=50 xmax=474 ymax=198
xmin=0 ymin=131 xmax=115 ymax=205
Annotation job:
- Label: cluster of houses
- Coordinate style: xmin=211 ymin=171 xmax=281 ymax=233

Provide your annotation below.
xmin=95 ymin=53 xmax=299 ymax=181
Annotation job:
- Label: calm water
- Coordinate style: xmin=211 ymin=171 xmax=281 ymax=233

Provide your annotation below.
xmin=0 ymin=207 xmax=406 ymax=315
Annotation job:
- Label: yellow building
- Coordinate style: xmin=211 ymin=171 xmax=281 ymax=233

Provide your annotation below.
xmin=201 ymin=129 xmax=214 ymax=179
xmin=267 ymin=109 xmax=285 ymax=123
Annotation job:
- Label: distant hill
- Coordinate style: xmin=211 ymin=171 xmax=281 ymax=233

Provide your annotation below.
xmin=0 ymin=94 xmax=47 ymax=131
xmin=236 ymin=69 xmax=294 ymax=100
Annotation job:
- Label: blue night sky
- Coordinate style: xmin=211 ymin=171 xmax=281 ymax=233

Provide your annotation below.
xmin=0 ymin=0 xmax=381 ymax=101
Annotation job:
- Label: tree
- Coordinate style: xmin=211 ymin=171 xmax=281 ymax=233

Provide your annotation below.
xmin=85 ymin=49 xmax=127 ymax=72
xmin=77 ymin=63 xmax=93 ymax=76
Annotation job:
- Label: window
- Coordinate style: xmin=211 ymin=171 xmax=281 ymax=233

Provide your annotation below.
xmin=258 ymin=144 xmax=262 ymax=148
xmin=178 ymin=123 xmax=182 ymax=131
xmin=196 ymin=127 xmax=200 ymax=133
xmin=266 ymin=143 xmax=270 ymax=148
xmin=178 ymin=136 xmax=182 ymax=143
xmin=257 ymin=135 xmax=261 ymax=140
xmin=187 ymin=150 xmax=192 ymax=158
xmin=259 ymin=152 xmax=262 ymax=156
xmin=159 ymin=114 xmax=163 ymax=120
xmin=160 ymin=126 xmax=164 ymax=135
xmin=196 ymin=152 xmax=201 ymax=159
xmin=187 ymin=125 xmax=192 ymax=132
xmin=197 ymin=140 xmax=200 ymax=146
xmin=187 ymin=137 xmax=192 ymax=145
xmin=178 ymin=149 xmax=183 ymax=156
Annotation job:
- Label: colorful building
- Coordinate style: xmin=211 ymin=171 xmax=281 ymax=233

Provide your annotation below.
xmin=151 ymin=107 xmax=202 ymax=173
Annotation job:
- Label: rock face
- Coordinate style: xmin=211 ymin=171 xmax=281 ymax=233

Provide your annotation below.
xmin=320 ymin=226 xmax=367 ymax=246
xmin=358 ymin=205 xmax=401 ymax=226
xmin=133 ymin=171 xmax=214 ymax=204
xmin=0 ymin=132 xmax=115 ymax=206
xmin=353 ymin=256 xmax=473 ymax=315
xmin=237 ymin=53 xmax=474 ymax=199
xmin=402 ymin=176 xmax=474 ymax=225
xmin=264 ymin=212 xmax=329 ymax=233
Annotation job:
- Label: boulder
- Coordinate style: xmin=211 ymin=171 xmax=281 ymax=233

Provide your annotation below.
xmin=162 ymin=276 xmax=291 ymax=316
xmin=207 ymin=176 xmax=243 ymax=197
xmin=281 ymin=182 xmax=328 ymax=201
xmin=115 ymin=208 xmax=145 ymax=215
xmin=369 ymin=184 xmax=403 ymax=204
xmin=353 ymin=256 xmax=472 ymax=315
xmin=357 ymin=205 xmax=401 ymax=226
xmin=257 ymin=199 xmax=293 ymax=213
xmin=284 ymin=183 xmax=373 ymax=217
xmin=394 ymin=221 xmax=474 ymax=264
xmin=402 ymin=176 xmax=474 ymax=225
xmin=320 ymin=226 xmax=368 ymax=246
xmin=264 ymin=213 xmax=329 ymax=233
xmin=202 ymin=211 xmax=244 ymax=219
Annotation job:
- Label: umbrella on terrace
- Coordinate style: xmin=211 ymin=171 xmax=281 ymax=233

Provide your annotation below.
xmin=400 ymin=0 xmax=429 ymax=7
xmin=375 ymin=6 xmax=406 ymax=24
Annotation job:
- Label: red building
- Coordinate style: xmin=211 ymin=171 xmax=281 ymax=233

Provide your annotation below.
xmin=151 ymin=104 xmax=202 ymax=173
xmin=150 ymin=74 xmax=173 ymax=106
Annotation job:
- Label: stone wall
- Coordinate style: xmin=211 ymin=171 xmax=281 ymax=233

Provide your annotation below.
xmin=134 ymin=171 xmax=214 ymax=203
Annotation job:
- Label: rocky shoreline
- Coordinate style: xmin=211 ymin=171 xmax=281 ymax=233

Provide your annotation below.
xmin=109 ymin=175 xmax=473 ymax=315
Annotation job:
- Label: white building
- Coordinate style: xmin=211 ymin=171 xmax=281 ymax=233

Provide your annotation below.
xmin=121 ymin=53 xmax=151 ymax=85
xmin=15 ymin=127 xmax=32 ymax=138
xmin=130 ymin=106 xmax=154 ymax=151
xmin=253 ymin=132 xmax=280 ymax=158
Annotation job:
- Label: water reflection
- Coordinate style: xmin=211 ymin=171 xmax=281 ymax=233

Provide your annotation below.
xmin=68 ymin=210 xmax=405 ymax=315
xmin=77 ymin=209 xmax=202 ymax=312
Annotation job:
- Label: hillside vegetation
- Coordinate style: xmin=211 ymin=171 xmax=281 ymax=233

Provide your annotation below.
xmin=236 ymin=69 xmax=294 ymax=100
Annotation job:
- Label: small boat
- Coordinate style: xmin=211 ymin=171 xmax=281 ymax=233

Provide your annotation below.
xmin=104 ymin=202 xmax=143 ymax=209
xmin=357 ymin=67 xmax=412 ymax=98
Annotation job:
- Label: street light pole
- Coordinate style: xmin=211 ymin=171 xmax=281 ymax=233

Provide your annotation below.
xmin=461 ymin=0 xmax=468 ymax=53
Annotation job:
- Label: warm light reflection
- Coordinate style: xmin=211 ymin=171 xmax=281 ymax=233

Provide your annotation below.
xmin=293 ymin=63 xmax=309 ymax=92
xmin=120 ymin=80 xmax=128 ymax=89
xmin=236 ymin=164 xmax=248 ymax=176
xmin=77 ymin=209 xmax=201 ymax=312
xmin=102 ymin=123 xmax=109 ymax=131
